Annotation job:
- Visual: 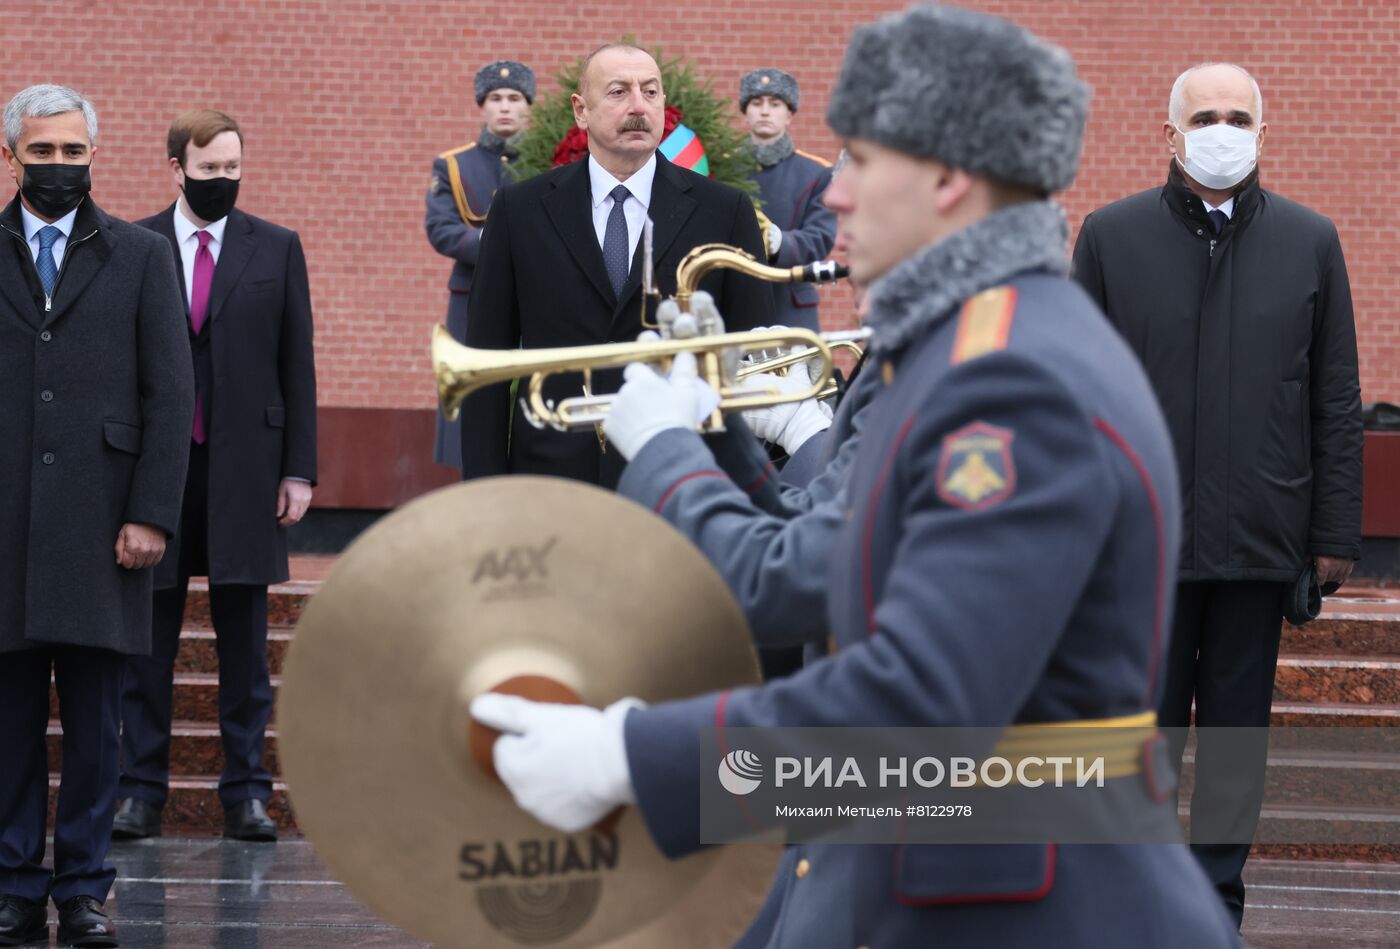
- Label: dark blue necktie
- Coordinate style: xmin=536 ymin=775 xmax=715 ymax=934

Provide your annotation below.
xmin=1207 ymin=209 xmax=1228 ymax=235
xmin=36 ymin=225 xmax=60 ymax=298
xmin=603 ymin=185 xmax=631 ymax=298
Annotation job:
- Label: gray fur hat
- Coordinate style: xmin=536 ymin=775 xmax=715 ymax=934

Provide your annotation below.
xmin=740 ymin=68 xmax=799 ymax=112
xmin=475 ymin=60 xmax=536 ymax=105
xmin=826 ymin=4 xmax=1089 ymax=193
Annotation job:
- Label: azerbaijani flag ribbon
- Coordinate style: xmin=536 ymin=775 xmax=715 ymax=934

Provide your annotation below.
xmin=659 ymin=122 xmax=709 ymax=176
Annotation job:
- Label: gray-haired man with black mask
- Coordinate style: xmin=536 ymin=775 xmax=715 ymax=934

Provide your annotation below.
xmin=0 ymin=83 xmax=192 ymax=948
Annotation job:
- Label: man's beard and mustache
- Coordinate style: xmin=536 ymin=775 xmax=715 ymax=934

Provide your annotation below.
xmin=619 ymin=115 xmax=652 ymax=134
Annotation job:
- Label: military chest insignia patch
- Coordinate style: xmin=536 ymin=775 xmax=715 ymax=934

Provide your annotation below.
xmin=936 ymin=421 xmax=1016 ymax=511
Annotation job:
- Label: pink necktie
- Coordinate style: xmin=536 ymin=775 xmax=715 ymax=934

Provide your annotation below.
xmin=190 ymin=231 xmax=214 ymax=444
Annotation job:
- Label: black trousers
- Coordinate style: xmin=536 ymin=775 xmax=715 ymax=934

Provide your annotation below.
xmin=119 ymin=443 xmax=274 ymax=809
xmin=0 ymin=645 xmax=125 ymax=904
xmin=1158 ymin=579 xmax=1286 ymax=928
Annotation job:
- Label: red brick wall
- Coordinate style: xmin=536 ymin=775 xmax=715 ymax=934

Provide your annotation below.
xmin=4 ymin=0 xmax=1396 ymax=407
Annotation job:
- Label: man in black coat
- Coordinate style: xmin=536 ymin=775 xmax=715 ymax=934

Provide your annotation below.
xmin=0 ymin=84 xmax=193 ymax=947
xmin=460 ymin=43 xmax=773 ymax=489
xmin=113 ymin=110 xmax=317 ymax=845
xmin=1072 ymin=62 xmax=1363 ymax=928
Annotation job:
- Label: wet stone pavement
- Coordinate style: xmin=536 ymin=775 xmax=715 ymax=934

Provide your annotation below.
xmin=61 ymin=837 xmax=424 ymax=948
xmin=18 ymin=839 xmax=1400 ymax=947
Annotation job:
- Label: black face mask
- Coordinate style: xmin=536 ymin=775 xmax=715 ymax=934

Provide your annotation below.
xmin=19 ymin=161 xmax=91 ymax=219
xmin=182 ymin=173 xmax=239 ymax=222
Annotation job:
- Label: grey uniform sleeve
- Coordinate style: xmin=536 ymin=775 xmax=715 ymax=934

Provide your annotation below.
xmin=773 ymin=166 xmax=836 ymax=268
xmin=618 ymin=427 xmax=843 ymax=647
xmin=425 ymin=156 xmax=482 ymax=266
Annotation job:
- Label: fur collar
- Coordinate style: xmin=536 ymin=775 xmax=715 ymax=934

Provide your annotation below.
xmin=864 ymin=200 xmax=1069 ymax=355
xmin=748 ymin=133 xmax=795 ymax=169
xmin=478 ymin=126 xmax=522 ymax=158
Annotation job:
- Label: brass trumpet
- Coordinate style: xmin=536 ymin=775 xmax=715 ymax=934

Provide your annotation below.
xmin=433 ymin=241 xmax=855 ymax=432
xmin=433 ymin=324 xmax=856 ymax=431
xmin=736 ymin=334 xmax=869 ymax=401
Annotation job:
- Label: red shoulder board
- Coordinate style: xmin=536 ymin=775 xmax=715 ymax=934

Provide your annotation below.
xmin=950 ymin=286 xmax=1018 ymax=365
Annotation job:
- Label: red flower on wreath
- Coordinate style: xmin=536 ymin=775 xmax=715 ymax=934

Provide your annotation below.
xmin=551 ymin=125 xmax=590 ymax=167
xmin=663 ymin=105 xmax=683 ymax=137
xmin=550 ymin=106 xmax=687 ymax=167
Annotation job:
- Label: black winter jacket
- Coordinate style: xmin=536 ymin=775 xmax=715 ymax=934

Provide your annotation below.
xmin=1072 ymin=167 xmax=1362 ymax=582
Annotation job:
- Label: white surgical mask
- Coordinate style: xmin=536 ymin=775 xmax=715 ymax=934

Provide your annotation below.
xmin=1174 ymin=123 xmax=1258 ymax=190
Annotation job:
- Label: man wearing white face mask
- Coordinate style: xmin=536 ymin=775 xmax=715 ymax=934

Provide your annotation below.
xmin=1072 ymin=62 xmax=1362 ymax=930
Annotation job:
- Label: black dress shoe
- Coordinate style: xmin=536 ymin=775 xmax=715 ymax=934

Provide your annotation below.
xmin=111 ymin=798 xmax=161 ymax=840
xmin=56 ymin=895 xmax=117 ymax=948
xmin=223 ymin=799 xmax=277 ymax=841
xmin=0 ymin=894 xmax=46 ymax=947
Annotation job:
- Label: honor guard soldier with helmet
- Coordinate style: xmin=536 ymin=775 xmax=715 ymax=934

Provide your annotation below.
xmin=426 ymin=59 xmax=534 ymax=468
xmin=474 ymin=6 xmax=1243 ymax=947
xmin=741 ymin=69 xmax=836 ymax=332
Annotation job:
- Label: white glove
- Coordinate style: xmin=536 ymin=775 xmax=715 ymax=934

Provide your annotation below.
xmin=742 ymin=371 xmax=833 ymax=455
xmin=602 ymin=350 xmax=720 ymax=460
xmin=471 ymin=694 xmax=643 ymax=833
xmin=764 ymin=222 xmax=783 ymax=258
xmin=742 ymin=326 xmax=824 ymax=387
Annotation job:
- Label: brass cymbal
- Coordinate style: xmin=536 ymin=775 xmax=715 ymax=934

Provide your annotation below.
xmin=278 ymin=477 xmax=780 ymax=948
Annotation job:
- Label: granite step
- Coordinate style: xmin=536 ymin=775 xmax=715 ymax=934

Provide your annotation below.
xmin=1179 ymin=749 xmax=1400 ymax=810
xmin=182 ymin=578 xmax=318 ymax=630
xmin=1252 ymin=803 xmax=1400 ymax=859
xmin=1271 ymin=703 xmax=1400 ymax=728
xmin=48 ymin=672 xmax=282 ymax=724
xmin=47 ymin=775 xmax=297 ymax=835
xmin=1179 ymin=800 xmax=1400 ymax=863
xmin=1273 ymin=656 xmax=1400 ymax=705
xmin=1282 ymin=599 xmax=1400 ymax=657
xmin=48 ymin=721 xmax=280 ymax=776
xmin=1285 ymin=592 xmax=1400 ymax=657
xmin=173 ymin=627 xmax=292 ymax=675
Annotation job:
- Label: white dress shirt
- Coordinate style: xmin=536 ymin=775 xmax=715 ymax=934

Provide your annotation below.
xmin=1202 ymin=196 xmax=1236 ymax=219
xmin=588 ymin=153 xmax=656 ymax=264
xmin=172 ymin=201 xmax=228 ymax=308
xmin=20 ymin=203 xmax=78 ymax=270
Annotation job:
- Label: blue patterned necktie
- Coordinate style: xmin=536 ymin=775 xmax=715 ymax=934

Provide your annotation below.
xmin=36 ymin=225 xmax=60 ymax=298
xmin=602 ymin=184 xmax=631 ymax=298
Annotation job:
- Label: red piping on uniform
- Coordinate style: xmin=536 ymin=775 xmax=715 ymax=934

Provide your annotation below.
xmin=714 ymin=691 xmax=731 ymax=753
xmin=654 ymin=470 xmax=725 ymax=513
xmin=893 ymin=843 xmax=1057 ymax=906
xmin=863 ymin=416 xmax=917 ymax=635
xmin=1093 ymin=418 xmax=1168 ymax=707
xmin=713 ymin=691 xmax=763 ymax=832
xmin=787 ymin=178 xmax=821 ymax=231
xmin=744 ymin=461 xmax=776 ymax=496
xmin=785 ymin=179 xmax=824 ymax=309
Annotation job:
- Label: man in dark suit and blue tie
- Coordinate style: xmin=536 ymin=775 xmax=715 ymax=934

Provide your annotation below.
xmin=113 ymin=110 xmax=318 ymax=845
xmin=0 ymin=83 xmax=193 ymax=949
xmin=460 ymin=43 xmax=774 ymax=488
